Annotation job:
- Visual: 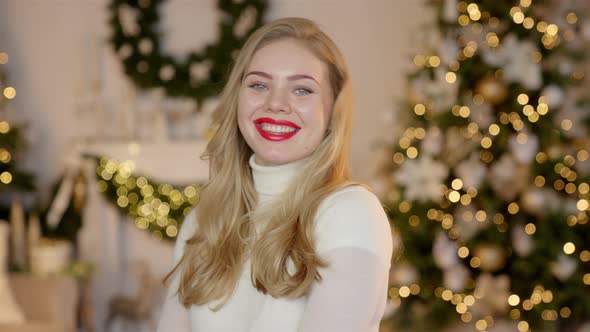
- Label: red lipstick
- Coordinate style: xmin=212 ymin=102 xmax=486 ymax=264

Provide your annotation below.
xmin=253 ymin=117 xmax=300 ymax=141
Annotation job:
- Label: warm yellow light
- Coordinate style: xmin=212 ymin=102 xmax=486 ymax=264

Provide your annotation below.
xmin=445 ymin=72 xmax=457 ymax=83
xmin=414 ymin=104 xmax=426 ymax=116
xmin=508 ymin=202 xmax=520 ymax=214
xmin=459 ymin=106 xmax=470 ymax=118
xmin=546 ymin=24 xmax=559 ymax=36
xmin=563 ymin=242 xmax=576 ymax=255
xmin=452 ymin=179 xmax=463 ymax=190
xmin=537 ymin=21 xmax=548 ymax=32
xmin=517 ymin=94 xmax=529 ymax=105
xmin=523 ymin=17 xmax=535 ymax=29
xmin=508 ymin=294 xmax=521 ymax=306
xmin=166 ymin=225 xmax=178 ymax=237
xmin=393 ymin=152 xmax=404 ymax=164
xmin=0 ymin=52 xmax=8 ymax=64
xmin=406 ymin=147 xmax=418 ymax=159
xmin=458 ymin=14 xmax=470 ymax=26
xmin=537 ymin=103 xmax=549 ymax=115
xmin=534 ymin=175 xmax=546 ymax=186
xmin=441 ymin=290 xmax=453 ymax=301
xmin=458 ymin=246 xmax=470 ymax=258
xmin=456 ymin=303 xmax=468 ymax=314
xmin=409 ymin=284 xmax=420 ymax=295
xmin=3 ymin=87 xmax=16 ymax=99
xmin=0 ymin=172 xmax=13 ymax=184
xmin=0 ymin=122 xmax=9 ymax=134
xmin=486 ymin=32 xmax=499 ymax=47
xmin=560 ymin=307 xmax=572 ymax=318
xmin=511 ymin=309 xmax=521 ymax=319
xmin=525 ymin=223 xmax=536 ymax=235
xmin=522 ymin=105 xmax=534 ymax=116
xmin=481 ymin=137 xmax=492 ymax=149
xmin=578 ymin=150 xmax=589 ymax=161
xmin=583 ymin=273 xmax=590 ymax=285
xmin=520 ymin=0 xmax=531 ymax=7
xmin=414 ymin=54 xmax=426 ymax=67
xmin=428 ymin=56 xmax=441 ymax=67
xmin=518 ymin=321 xmax=530 ymax=331
xmin=475 ymin=319 xmax=488 ymax=331
xmin=561 ymin=119 xmax=573 ymax=131
xmin=470 ymin=257 xmax=481 ymax=268
xmin=577 ymin=199 xmax=589 ymax=211
xmin=513 ymin=12 xmax=525 ymax=24
xmin=489 ymin=124 xmax=500 ymax=136
xmin=399 ymin=286 xmax=411 ymax=298
xmin=566 ymin=12 xmax=578 ymax=24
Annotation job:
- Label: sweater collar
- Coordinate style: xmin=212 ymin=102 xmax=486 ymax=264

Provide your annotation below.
xmin=249 ymin=154 xmax=305 ymax=197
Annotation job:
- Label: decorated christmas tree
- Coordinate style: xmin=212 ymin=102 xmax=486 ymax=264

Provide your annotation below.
xmin=0 ymin=51 xmax=35 ymax=219
xmin=381 ymin=0 xmax=590 ymax=331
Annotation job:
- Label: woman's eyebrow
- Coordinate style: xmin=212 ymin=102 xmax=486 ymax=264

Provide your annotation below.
xmin=244 ymin=71 xmax=319 ymax=84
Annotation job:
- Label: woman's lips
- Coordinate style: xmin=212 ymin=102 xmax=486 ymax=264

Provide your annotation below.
xmin=253 ymin=117 xmax=300 ymax=141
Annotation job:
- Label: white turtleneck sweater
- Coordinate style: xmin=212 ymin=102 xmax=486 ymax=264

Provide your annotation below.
xmin=157 ymin=156 xmax=393 ymax=332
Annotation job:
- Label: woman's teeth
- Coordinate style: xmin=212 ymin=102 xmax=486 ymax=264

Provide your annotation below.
xmin=260 ymin=123 xmax=297 ymax=134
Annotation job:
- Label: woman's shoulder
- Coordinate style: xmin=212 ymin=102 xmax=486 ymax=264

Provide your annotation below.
xmin=314 ymin=184 xmax=393 ymax=266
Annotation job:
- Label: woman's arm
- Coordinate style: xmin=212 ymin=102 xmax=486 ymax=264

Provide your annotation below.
xmin=156 ymin=274 xmax=191 ymax=332
xmin=297 ymin=247 xmax=389 ymax=332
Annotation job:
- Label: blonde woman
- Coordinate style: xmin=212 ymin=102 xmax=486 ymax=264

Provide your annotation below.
xmin=157 ymin=17 xmax=393 ymax=332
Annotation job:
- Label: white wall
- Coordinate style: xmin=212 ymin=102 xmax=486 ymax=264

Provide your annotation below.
xmin=0 ymin=0 xmax=431 ymax=202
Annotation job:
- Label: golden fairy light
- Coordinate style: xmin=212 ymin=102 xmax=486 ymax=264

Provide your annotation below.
xmin=0 ymin=171 xmax=12 ymax=184
xmin=563 ymin=242 xmax=576 ymax=255
xmin=3 ymin=87 xmax=16 ymax=99
xmin=0 ymin=52 xmax=8 ymax=64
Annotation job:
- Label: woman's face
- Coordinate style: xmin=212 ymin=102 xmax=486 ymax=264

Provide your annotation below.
xmin=237 ymin=38 xmax=334 ymax=166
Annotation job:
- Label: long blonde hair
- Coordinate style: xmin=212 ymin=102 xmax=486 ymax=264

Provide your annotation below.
xmin=166 ymin=17 xmax=355 ymax=310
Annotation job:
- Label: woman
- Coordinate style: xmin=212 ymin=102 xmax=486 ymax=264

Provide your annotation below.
xmin=157 ymin=17 xmax=393 ymax=332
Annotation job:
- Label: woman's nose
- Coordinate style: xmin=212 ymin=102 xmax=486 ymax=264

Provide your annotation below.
xmin=265 ymin=88 xmax=290 ymax=113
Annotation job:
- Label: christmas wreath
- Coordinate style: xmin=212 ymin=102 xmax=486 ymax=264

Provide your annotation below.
xmin=109 ymin=0 xmax=268 ymax=107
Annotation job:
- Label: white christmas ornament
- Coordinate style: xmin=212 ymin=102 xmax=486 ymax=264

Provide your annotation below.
xmin=466 ymin=98 xmax=494 ymax=128
xmin=437 ymin=36 xmax=460 ymax=65
xmin=550 ymin=253 xmax=577 ymax=281
xmin=390 ymin=261 xmax=419 ymax=286
xmin=443 ymin=264 xmax=469 ymax=293
xmin=541 ymin=84 xmax=564 ymax=108
xmin=511 ymin=223 xmax=534 ymax=257
xmin=481 ymin=34 xmax=542 ymax=90
xmin=394 ymin=155 xmax=448 ymax=203
xmin=472 ymin=273 xmax=510 ymax=315
xmin=432 ymin=232 xmax=459 ymax=270
xmin=509 ymin=133 xmax=539 ymax=164
xmin=489 ymin=154 xmax=528 ymax=201
xmin=421 ymin=127 xmax=443 ymax=156
xmin=411 ymin=68 xmax=459 ymax=114
xmin=455 ymin=153 xmax=487 ymax=190
xmin=454 ymin=204 xmax=488 ymax=240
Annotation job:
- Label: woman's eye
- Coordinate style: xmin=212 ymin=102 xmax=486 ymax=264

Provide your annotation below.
xmin=294 ymin=87 xmax=313 ymax=95
xmin=248 ymin=83 xmax=267 ymax=90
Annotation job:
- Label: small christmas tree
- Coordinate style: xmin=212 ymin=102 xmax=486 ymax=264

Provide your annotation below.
xmin=0 ymin=51 xmax=35 ymax=220
xmin=381 ymin=1 xmax=590 ymax=331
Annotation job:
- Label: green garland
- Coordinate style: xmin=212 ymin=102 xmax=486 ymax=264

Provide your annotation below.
xmin=109 ymin=0 xmax=268 ymax=107
xmin=93 ymin=156 xmax=202 ymax=242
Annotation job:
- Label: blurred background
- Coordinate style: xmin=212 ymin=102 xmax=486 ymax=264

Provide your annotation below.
xmin=0 ymin=0 xmax=588 ymax=332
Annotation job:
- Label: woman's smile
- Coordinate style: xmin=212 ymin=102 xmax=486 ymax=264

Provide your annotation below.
xmin=254 ymin=117 xmax=301 ymax=141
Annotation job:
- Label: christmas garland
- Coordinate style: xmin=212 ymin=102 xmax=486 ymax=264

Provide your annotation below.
xmin=109 ymin=0 xmax=268 ymax=107
xmin=93 ymin=156 xmax=202 ymax=242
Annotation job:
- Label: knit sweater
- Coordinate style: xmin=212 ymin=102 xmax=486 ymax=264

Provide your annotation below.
xmin=157 ymin=155 xmax=393 ymax=332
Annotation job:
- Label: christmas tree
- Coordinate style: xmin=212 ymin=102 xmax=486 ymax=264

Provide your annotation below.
xmin=0 ymin=51 xmax=35 ymax=219
xmin=381 ymin=0 xmax=590 ymax=331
